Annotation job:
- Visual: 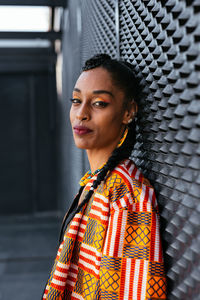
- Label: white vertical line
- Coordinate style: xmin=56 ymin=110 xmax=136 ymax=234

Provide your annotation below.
xmin=147 ymin=186 xmax=153 ymax=212
xmin=109 ymin=210 xmax=119 ymax=256
xmin=117 ymin=210 xmax=128 ymax=257
xmin=140 ymin=184 xmax=146 ymax=211
xmin=154 ymin=214 xmax=160 ymax=261
xmin=135 ymin=169 xmax=141 ymax=180
xmin=124 ymin=258 xmax=131 ymax=298
xmin=132 ymin=260 xmax=140 ymax=299
xmin=103 ymin=214 xmax=112 ymax=255
xmin=141 ymin=260 xmax=149 ymax=300
xmin=129 ymin=163 xmax=135 ymax=175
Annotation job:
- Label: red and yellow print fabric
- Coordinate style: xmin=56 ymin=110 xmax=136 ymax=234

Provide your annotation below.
xmin=43 ymin=159 xmax=167 ymax=300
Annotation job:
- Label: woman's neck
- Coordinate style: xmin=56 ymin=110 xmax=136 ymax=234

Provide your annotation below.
xmin=86 ymin=145 xmax=116 ymax=172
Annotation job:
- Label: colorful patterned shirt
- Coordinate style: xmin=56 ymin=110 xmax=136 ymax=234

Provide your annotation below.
xmin=43 ymin=159 xmax=167 ymax=299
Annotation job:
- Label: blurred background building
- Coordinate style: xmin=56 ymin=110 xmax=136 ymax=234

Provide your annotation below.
xmin=0 ymin=1 xmax=64 ymax=299
xmin=0 ymin=0 xmax=200 ymax=299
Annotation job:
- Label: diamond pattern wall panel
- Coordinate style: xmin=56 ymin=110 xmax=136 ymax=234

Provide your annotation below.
xmin=118 ymin=1 xmax=200 ymax=299
xmin=62 ymin=0 xmax=200 ymax=299
xmin=80 ymin=0 xmax=117 ymax=63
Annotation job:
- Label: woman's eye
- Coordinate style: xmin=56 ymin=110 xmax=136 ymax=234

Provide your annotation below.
xmin=70 ymin=98 xmax=81 ymax=105
xmin=93 ymin=101 xmax=109 ymax=108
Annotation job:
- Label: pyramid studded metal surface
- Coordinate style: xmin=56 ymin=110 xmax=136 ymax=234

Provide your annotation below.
xmin=81 ymin=0 xmax=117 ymax=62
xmin=77 ymin=0 xmax=200 ymax=299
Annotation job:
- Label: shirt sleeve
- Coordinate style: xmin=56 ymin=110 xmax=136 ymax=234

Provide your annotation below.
xmin=99 ymin=176 xmax=167 ymax=300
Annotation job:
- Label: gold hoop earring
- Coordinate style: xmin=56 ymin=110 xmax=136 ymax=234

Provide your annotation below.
xmin=117 ymin=127 xmax=128 ymax=148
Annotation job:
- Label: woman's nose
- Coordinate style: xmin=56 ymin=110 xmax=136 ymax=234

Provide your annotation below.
xmin=76 ymin=115 xmax=88 ymax=121
xmin=76 ymin=104 xmax=90 ymax=121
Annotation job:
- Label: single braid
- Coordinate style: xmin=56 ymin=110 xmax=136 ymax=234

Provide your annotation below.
xmin=59 ymin=185 xmax=84 ymax=243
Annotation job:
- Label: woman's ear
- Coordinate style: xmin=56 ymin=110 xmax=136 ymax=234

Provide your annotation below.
xmin=122 ymin=100 xmax=138 ymax=124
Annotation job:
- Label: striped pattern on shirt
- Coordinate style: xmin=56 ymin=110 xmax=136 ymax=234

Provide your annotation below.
xmin=43 ymin=159 xmax=167 ymax=300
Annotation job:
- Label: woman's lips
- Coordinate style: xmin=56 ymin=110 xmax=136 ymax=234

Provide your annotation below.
xmin=73 ymin=125 xmax=93 ymax=135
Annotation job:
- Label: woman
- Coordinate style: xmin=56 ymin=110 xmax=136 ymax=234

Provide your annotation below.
xmin=42 ymin=54 xmax=167 ymax=299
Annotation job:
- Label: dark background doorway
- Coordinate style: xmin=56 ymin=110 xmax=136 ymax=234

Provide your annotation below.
xmin=0 ymin=48 xmax=57 ymax=214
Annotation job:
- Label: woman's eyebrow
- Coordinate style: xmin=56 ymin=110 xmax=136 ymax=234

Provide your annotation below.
xmin=73 ymin=87 xmax=81 ymax=93
xmin=73 ymin=88 xmax=114 ymax=98
xmin=93 ymin=90 xmax=114 ymax=97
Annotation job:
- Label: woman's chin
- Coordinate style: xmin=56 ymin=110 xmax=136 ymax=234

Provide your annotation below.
xmin=74 ymin=140 xmax=92 ymax=150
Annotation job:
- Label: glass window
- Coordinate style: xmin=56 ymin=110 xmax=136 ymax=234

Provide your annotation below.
xmin=0 ymin=39 xmax=51 ymax=47
xmin=0 ymin=6 xmax=50 ymax=31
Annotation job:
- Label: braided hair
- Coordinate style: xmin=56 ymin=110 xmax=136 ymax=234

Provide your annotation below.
xmin=59 ymin=54 xmax=141 ymax=243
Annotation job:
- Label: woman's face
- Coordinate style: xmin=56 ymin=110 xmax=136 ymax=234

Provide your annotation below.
xmin=70 ymin=67 xmax=132 ymax=151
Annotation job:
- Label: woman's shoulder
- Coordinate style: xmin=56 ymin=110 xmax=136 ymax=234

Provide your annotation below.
xmin=97 ymin=159 xmax=155 ymax=203
xmin=106 ymin=158 xmax=153 ymax=189
xmin=98 ymin=159 xmax=158 ymax=211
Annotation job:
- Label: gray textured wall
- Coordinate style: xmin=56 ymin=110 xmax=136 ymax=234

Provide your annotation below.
xmin=60 ymin=1 xmax=200 ymax=299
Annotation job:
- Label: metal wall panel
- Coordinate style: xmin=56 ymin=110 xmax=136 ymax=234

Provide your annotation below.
xmin=61 ymin=0 xmax=200 ymax=298
xmin=81 ymin=0 xmax=117 ymax=63
xmin=118 ymin=1 xmax=200 ymax=299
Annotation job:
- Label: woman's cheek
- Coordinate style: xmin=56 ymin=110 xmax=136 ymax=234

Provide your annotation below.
xmin=70 ymin=108 xmax=75 ymax=126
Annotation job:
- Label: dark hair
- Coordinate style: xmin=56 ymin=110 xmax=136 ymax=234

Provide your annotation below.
xmin=83 ymin=53 xmax=140 ymax=105
xmin=59 ymin=54 xmax=140 ymax=243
